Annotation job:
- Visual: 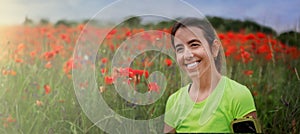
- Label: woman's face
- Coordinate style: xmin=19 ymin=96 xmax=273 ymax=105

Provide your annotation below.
xmin=174 ymin=26 xmax=215 ymax=79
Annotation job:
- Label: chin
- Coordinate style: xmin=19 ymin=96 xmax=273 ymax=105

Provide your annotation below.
xmin=187 ymin=71 xmax=202 ymax=79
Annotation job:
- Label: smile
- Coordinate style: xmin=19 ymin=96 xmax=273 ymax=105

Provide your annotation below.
xmin=185 ymin=60 xmax=201 ymax=69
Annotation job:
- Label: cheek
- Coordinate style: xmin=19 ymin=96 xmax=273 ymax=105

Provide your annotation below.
xmin=176 ymin=54 xmax=181 ymax=63
xmin=192 ymin=48 xmax=205 ymax=58
xmin=176 ymin=54 xmax=183 ymax=65
xmin=195 ymin=47 xmax=210 ymax=57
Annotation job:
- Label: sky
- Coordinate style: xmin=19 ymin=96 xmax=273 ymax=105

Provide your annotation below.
xmin=0 ymin=0 xmax=299 ymax=34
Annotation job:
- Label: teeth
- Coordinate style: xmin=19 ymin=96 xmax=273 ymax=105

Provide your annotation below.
xmin=186 ymin=62 xmax=199 ymax=68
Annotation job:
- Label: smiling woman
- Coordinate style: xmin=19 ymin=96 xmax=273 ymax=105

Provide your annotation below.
xmin=164 ymin=17 xmax=258 ymax=133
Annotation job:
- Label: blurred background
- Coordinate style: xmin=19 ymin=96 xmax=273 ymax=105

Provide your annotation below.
xmin=0 ymin=0 xmax=299 ymax=133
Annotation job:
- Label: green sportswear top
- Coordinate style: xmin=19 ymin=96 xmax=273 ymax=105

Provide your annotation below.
xmin=164 ymin=76 xmax=256 ymax=133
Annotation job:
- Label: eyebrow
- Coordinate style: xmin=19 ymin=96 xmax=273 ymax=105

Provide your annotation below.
xmin=187 ymin=39 xmax=201 ymax=44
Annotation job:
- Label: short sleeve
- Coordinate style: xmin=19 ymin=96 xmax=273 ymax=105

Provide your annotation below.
xmin=232 ymin=86 xmax=256 ymax=118
xmin=164 ymin=95 xmax=177 ymax=128
xmin=164 ymin=85 xmax=194 ymax=129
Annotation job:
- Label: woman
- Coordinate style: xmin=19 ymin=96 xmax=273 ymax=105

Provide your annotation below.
xmin=164 ymin=17 xmax=257 ymax=133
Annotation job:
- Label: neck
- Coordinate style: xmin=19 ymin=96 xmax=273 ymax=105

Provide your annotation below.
xmin=188 ymin=65 xmax=221 ymax=103
xmin=191 ymin=66 xmax=221 ymax=93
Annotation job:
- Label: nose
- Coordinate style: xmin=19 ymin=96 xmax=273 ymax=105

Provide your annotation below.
xmin=184 ymin=48 xmax=194 ymax=60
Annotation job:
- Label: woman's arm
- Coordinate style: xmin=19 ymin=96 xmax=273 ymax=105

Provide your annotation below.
xmin=164 ymin=123 xmax=176 ymax=133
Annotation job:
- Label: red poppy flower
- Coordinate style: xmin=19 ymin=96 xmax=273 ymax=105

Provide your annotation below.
xmin=105 ymin=76 xmax=114 ymax=85
xmin=256 ymin=32 xmax=266 ymax=39
xmin=148 ymin=82 xmax=160 ymax=93
xmin=30 ymin=51 xmax=37 ymax=58
xmin=44 ymin=84 xmax=51 ymax=94
xmin=10 ymin=70 xmax=17 ymax=76
xmin=108 ymin=29 xmax=117 ymax=35
xmin=257 ymin=44 xmax=269 ymax=54
xmin=143 ymin=71 xmax=149 ymax=78
xmin=15 ymin=58 xmax=23 ymax=63
xmin=244 ymin=70 xmax=253 ymax=76
xmin=101 ymin=68 xmax=107 ymax=74
xmin=43 ymin=51 xmax=55 ymax=61
xmin=245 ymin=33 xmax=255 ymax=40
xmin=218 ymin=33 xmax=225 ymax=40
xmin=225 ymin=46 xmax=236 ymax=57
xmin=125 ymin=31 xmax=131 ymax=37
xmin=265 ymin=53 xmax=273 ymax=61
xmin=63 ymin=58 xmax=74 ymax=74
xmin=101 ymin=57 xmax=108 ymax=64
xmin=165 ymin=58 xmax=172 ymax=67
xmin=78 ymin=24 xmax=84 ymax=31
xmin=45 ymin=61 xmax=52 ymax=69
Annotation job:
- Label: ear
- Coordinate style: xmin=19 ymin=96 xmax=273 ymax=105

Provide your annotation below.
xmin=212 ymin=39 xmax=221 ymax=58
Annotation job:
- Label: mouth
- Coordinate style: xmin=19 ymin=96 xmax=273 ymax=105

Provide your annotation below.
xmin=185 ymin=60 xmax=201 ymax=70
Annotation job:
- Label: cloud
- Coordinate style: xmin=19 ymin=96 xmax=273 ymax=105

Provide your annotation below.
xmin=184 ymin=0 xmax=300 ymax=33
xmin=90 ymin=0 xmax=207 ymax=22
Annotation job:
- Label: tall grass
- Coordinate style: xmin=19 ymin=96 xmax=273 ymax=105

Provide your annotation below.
xmin=0 ymin=24 xmax=299 ymax=133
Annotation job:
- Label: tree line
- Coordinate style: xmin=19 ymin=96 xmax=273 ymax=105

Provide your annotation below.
xmin=23 ymin=16 xmax=300 ymax=47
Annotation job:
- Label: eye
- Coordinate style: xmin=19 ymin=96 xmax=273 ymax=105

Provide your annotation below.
xmin=176 ymin=47 xmax=184 ymax=53
xmin=175 ymin=44 xmax=184 ymax=53
xmin=190 ymin=43 xmax=200 ymax=47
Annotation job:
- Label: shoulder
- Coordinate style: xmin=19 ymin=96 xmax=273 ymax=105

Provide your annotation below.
xmin=224 ymin=76 xmax=252 ymax=96
xmin=223 ymin=76 xmax=254 ymax=107
xmin=223 ymin=77 xmax=256 ymax=117
xmin=164 ymin=84 xmax=191 ymax=128
xmin=166 ymin=84 xmax=190 ymax=104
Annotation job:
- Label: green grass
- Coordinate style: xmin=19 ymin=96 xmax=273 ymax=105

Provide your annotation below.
xmin=0 ymin=25 xmax=299 ymax=133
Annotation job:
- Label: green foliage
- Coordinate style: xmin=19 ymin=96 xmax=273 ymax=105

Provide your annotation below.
xmin=121 ymin=16 xmax=142 ymax=28
xmin=39 ymin=18 xmax=50 ymax=25
xmin=228 ymin=59 xmax=300 ymax=133
xmin=55 ymin=19 xmax=78 ymax=27
xmin=277 ymin=31 xmax=300 ymax=47
xmin=23 ymin=16 xmax=34 ymax=26
xmin=207 ymin=16 xmax=276 ymax=35
xmin=154 ymin=20 xmax=176 ymax=29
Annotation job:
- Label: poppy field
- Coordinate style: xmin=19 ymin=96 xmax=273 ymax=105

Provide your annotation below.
xmin=0 ymin=22 xmax=299 ymax=133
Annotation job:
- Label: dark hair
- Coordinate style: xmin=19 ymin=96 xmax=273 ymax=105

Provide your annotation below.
xmin=171 ymin=17 xmax=222 ymax=73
